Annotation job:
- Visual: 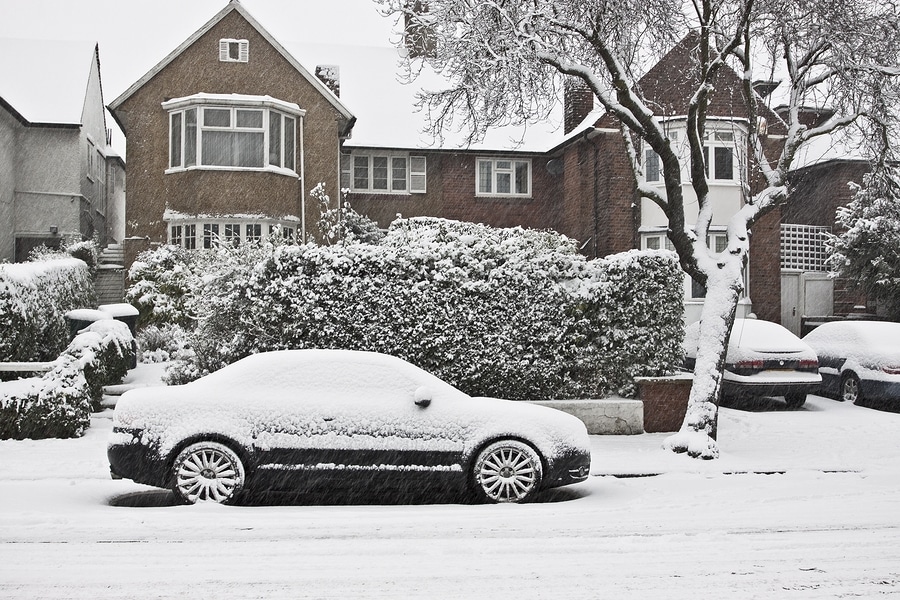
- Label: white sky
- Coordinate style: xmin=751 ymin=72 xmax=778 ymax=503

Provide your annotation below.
xmin=0 ymin=0 xmax=399 ymax=101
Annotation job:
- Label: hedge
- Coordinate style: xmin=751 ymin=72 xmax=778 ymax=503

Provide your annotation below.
xmin=0 ymin=257 xmax=94 ymax=366
xmin=142 ymin=218 xmax=684 ymax=400
xmin=0 ymin=320 xmax=135 ymax=440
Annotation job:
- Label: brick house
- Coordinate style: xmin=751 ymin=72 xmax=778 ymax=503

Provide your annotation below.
xmin=108 ymin=1 xmax=354 ymax=267
xmin=0 ymin=38 xmax=124 ymax=263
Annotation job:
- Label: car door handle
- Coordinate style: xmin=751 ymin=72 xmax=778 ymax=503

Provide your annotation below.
xmin=323 ymin=417 xmax=334 ymax=422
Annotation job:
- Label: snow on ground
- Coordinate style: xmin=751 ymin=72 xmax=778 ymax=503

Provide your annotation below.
xmin=1 ymin=363 xmax=900 ymax=599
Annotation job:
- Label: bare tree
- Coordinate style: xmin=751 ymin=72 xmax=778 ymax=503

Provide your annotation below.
xmin=374 ymin=0 xmax=900 ymax=457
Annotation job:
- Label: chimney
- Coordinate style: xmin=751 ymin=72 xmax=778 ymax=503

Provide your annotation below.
xmin=315 ymin=65 xmax=340 ymax=97
xmin=564 ymin=78 xmax=594 ymax=134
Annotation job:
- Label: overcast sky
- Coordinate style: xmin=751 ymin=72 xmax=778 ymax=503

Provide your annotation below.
xmin=0 ymin=0 xmax=400 ymax=105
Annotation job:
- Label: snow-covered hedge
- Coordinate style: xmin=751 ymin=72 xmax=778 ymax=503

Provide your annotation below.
xmin=0 ymin=320 xmax=135 ymax=440
xmin=148 ymin=218 xmax=683 ymax=400
xmin=0 ymin=257 xmax=94 ymax=366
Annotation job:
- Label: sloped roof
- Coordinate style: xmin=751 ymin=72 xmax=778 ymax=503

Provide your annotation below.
xmin=108 ymin=0 xmax=354 ymax=128
xmin=284 ymin=41 xmax=566 ymax=152
xmin=0 ymin=38 xmax=98 ymax=126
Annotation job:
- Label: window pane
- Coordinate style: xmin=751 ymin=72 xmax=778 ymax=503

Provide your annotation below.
xmin=236 ymin=109 xmax=263 ymax=129
xmin=245 ymin=223 xmax=261 ymax=242
xmin=228 ymin=41 xmax=240 ymax=61
xmin=202 ymin=131 xmax=233 ymax=166
xmin=496 ymin=160 xmax=511 ymax=170
xmin=478 ymin=161 xmax=492 ymax=193
xmin=203 ymin=224 xmax=219 ymax=249
xmin=514 ymin=161 xmax=529 ymax=194
xmin=269 ymin=112 xmax=282 ymax=167
xmin=184 ymin=224 xmax=196 ymax=250
xmin=204 ymin=108 xmax=231 ymax=127
xmin=496 ymin=172 xmax=511 ymax=194
xmin=171 ymin=225 xmax=182 ymax=246
xmin=645 ymin=149 xmax=660 ymax=182
xmin=372 ymin=156 xmax=388 ymax=190
xmin=646 ymin=236 xmax=660 ymax=250
xmin=714 ymin=146 xmax=733 ymax=180
xmin=184 ymin=109 xmax=197 ymax=167
xmin=234 ymin=132 xmax=264 ymax=167
xmin=284 ymin=116 xmax=295 ymax=171
xmin=170 ymin=112 xmax=182 ymax=168
xmin=714 ymin=235 xmax=727 ymax=253
xmin=354 ymin=155 xmax=369 ymax=189
xmin=392 ymin=157 xmax=407 ymax=191
xmin=224 ymin=224 xmax=240 ymax=246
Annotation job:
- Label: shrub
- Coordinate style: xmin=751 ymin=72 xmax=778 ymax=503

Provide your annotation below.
xmin=163 ymin=217 xmax=683 ymax=400
xmin=0 ymin=256 xmax=94 ymax=367
xmin=0 ymin=319 xmax=134 ymax=439
xmin=137 ymin=323 xmax=191 ymax=363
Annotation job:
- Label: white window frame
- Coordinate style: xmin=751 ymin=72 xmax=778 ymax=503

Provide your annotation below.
xmin=219 ymin=39 xmax=249 ymax=63
xmin=168 ymin=218 xmax=298 ymax=249
xmin=476 ymin=158 xmax=531 ymax=197
xmin=703 ymin=130 xmax=737 ymax=182
xmin=164 ymin=94 xmax=304 ymax=176
xmin=341 ymin=152 xmax=426 ymax=194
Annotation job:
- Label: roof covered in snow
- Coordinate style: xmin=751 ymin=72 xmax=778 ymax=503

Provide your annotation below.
xmin=0 ymin=38 xmax=98 ymax=126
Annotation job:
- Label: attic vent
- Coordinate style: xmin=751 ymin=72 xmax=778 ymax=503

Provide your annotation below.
xmin=219 ymin=39 xmax=249 ymax=63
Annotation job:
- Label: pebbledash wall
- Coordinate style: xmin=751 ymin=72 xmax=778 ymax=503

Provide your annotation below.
xmin=111 ymin=8 xmax=349 ymax=267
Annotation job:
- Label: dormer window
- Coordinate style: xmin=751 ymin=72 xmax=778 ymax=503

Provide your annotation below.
xmin=219 ymin=39 xmax=249 ymax=63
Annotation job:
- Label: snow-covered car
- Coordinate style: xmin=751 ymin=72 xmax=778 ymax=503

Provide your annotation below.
xmin=683 ymin=318 xmax=821 ymax=408
xmin=802 ymin=321 xmax=900 ymax=408
xmin=108 ymin=349 xmax=591 ymax=505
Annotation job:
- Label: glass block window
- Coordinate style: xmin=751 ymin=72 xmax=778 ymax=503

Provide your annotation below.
xmin=781 ymin=224 xmax=831 ymax=271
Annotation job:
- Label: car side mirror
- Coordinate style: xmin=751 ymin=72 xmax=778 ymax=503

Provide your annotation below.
xmin=414 ymin=386 xmax=432 ymax=408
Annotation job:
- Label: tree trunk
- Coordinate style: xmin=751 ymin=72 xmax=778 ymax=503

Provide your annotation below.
xmin=663 ymin=265 xmax=743 ymax=459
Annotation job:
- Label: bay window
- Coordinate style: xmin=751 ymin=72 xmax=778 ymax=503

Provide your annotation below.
xmin=164 ymin=94 xmax=304 ymax=174
xmin=168 ymin=217 xmax=298 ymax=249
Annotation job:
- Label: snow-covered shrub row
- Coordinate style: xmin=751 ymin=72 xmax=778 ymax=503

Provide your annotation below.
xmin=156 ymin=217 xmax=683 ymax=400
xmin=0 ymin=320 xmax=134 ymax=440
xmin=0 ymin=256 xmax=94 ymax=367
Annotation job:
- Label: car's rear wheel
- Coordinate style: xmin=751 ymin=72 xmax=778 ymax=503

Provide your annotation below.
xmin=784 ymin=392 xmax=807 ymax=409
xmin=841 ymin=373 xmax=862 ymax=405
xmin=173 ymin=441 xmax=245 ymax=504
xmin=473 ymin=440 xmax=542 ymax=504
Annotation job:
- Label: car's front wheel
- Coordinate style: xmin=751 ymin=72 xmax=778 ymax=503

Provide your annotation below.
xmin=172 ymin=441 xmax=245 ymax=504
xmin=784 ymin=392 xmax=807 ymax=409
xmin=841 ymin=373 xmax=862 ymax=405
xmin=473 ymin=440 xmax=543 ymax=504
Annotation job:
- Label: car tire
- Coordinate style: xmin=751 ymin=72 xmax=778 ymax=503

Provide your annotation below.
xmin=840 ymin=373 xmax=862 ymax=406
xmin=472 ymin=440 xmax=543 ymax=504
xmin=784 ymin=392 xmax=807 ymax=409
xmin=172 ymin=441 xmax=245 ymax=504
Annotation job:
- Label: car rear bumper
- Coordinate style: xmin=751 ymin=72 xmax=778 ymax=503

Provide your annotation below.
xmin=722 ymin=379 xmax=820 ymax=398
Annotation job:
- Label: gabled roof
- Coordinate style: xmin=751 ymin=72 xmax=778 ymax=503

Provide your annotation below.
xmin=108 ymin=0 xmax=354 ymax=129
xmin=0 ymin=38 xmax=98 ymax=127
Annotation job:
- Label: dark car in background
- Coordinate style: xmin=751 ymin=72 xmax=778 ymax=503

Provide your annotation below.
xmin=108 ymin=349 xmax=591 ymax=505
xmin=803 ymin=321 xmax=900 ymax=409
xmin=684 ymin=318 xmax=821 ymax=408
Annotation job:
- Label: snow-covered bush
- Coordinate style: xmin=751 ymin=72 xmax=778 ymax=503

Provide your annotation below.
xmin=828 ymin=166 xmax=900 ymax=320
xmin=126 ymin=245 xmax=204 ymax=329
xmin=0 ymin=319 xmax=134 ymax=439
xmin=0 ymin=256 xmax=94 ymax=368
xmin=314 ymin=183 xmax=385 ymax=245
xmin=175 ymin=217 xmax=683 ymax=400
xmin=137 ymin=323 xmax=191 ymax=363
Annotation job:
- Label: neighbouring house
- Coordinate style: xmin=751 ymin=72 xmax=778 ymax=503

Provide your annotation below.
xmin=780 ymin=126 xmax=874 ymax=334
xmin=108 ymin=0 xmax=354 ymax=268
xmin=0 ymin=38 xmax=124 ymax=267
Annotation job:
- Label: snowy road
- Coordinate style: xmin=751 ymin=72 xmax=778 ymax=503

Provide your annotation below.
xmin=2 ymin=396 xmax=900 ymax=599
